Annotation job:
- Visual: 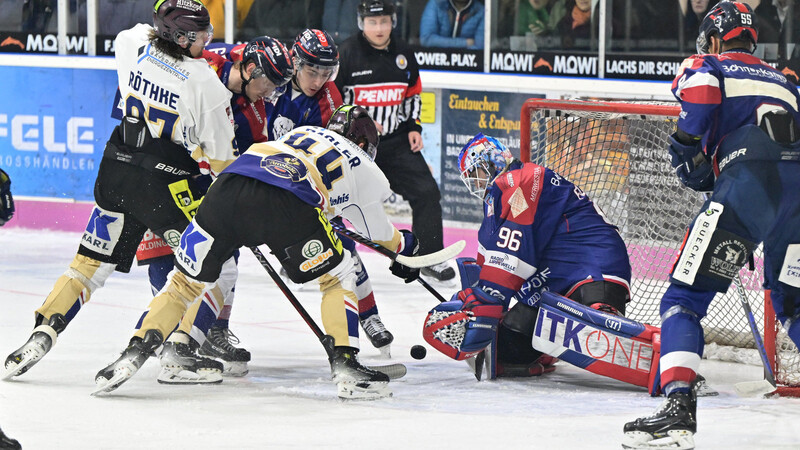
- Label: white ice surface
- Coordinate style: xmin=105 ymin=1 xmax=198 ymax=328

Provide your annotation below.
xmin=1 ymin=229 xmax=799 ymax=450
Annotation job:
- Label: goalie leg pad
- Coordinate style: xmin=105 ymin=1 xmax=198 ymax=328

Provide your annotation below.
xmin=532 ymin=291 xmax=661 ymax=390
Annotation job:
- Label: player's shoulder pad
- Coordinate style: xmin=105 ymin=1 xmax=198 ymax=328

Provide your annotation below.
xmin=492 ymin=163 xmax=547 ymax=225
xmin=202 ymin=49 xmax=226 ymax=72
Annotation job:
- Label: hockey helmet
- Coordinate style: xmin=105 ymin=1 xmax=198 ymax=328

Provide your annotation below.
xmin=240 ymin=36 xmax=294 ymax=101
xmin=457 ymin=133 xmax=514 ymax=201
xmin=293 ymin=29 xmax=339 ymax=82
xmin=152 ymin=0 xmax=212 ymax=46
xmin=327 ymin=105 xmax=379 ymax=161
xmin=696 ymin=1 xmax=758 ymax=54
xmin=357 ymin=0 xmax=397 ymax=30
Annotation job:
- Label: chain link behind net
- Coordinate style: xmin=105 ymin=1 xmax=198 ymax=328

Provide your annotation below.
xmin=523 ymin=101 xmax=799 ymax=389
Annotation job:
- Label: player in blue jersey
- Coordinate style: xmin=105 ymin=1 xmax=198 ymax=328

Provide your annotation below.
xmin=424 ymin=133 xmax=633 ymax=380
xmin=624 ymin=3 xmax=800 ymax=448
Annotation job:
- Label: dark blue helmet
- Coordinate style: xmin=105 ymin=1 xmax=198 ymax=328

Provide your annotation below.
xmin=696 ymin=1 xmax=758 ymax=54
xmin=240 ymin=36 xmax=294 ymax=100
xmin=293 ymin=29 xmax=339 ymax=81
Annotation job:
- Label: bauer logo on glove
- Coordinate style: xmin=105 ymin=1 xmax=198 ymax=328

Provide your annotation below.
xmin=422 ymin=288 xmax=505 ymax=360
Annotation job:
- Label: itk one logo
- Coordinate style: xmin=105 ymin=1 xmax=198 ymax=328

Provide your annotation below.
xmin=0 ymin=114 xmax=94 ymax=152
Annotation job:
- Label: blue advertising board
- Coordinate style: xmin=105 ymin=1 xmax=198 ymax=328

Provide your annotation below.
xmin=0 ymin=65 xmax=118 ymax=201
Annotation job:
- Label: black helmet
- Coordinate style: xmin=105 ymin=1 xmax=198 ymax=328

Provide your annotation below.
xmin=357 ymin=0 xmax=397 ymax=30
xmin=242 ymin=36 xmax=294 ymax=86
xmin=696 ymin=1 xmax=758 ymax=54
xmin=293 ymin=29 xmax=339 ymax=81
xmin=152 ymin=0 xmax=212 ymax=46
xmin=327 ymin=105 xmax=379 ymax=160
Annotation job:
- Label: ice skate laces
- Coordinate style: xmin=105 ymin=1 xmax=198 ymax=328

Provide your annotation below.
xmin=361 ymin=316 xmax=387 ymax=336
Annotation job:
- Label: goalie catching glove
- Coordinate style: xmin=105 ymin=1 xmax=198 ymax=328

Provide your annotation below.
xmin=423 ymin=287 xmax=505 ymax=360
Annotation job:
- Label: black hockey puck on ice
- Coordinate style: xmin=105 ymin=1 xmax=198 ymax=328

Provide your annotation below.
xmin=410 ymin=345 xmax=427 ymax=360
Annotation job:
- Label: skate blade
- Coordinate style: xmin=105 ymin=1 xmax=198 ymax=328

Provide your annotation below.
xmin=336 ymin=381 xmax=391 ymax=400
xmin=91 ymin=364 xmax=136 ymax=396
xmin=367 ymin=363 xmax=407 ymax=380
xmin=157 ymin=367 xmax=223 ymax=384
xmin=2 ymin=358 xmax=34 ymax=381
xmin=622 ymin=430 xmax=695 ymax=449
xmin=377 ymin=345 xmax=391 ymax=359
xmin=220 ymin=360 xmax=249 ymax=377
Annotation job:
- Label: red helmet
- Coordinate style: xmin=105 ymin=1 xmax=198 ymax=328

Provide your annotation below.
xmin=293 ymin=29 xmax=339 ymax=81
xmin=152 ymin=0 xmax=212 ymax=46
xmin=696 ymin=1 xmax=758 ymax=54
xmin=327 ymin=105 xmax=379 ymax=160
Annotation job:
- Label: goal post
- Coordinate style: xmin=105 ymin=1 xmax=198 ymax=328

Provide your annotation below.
xmin=519 ymin=98 xmax=799 ymax=395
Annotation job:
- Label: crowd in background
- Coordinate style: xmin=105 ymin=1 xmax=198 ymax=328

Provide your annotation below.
xmin=0 ymin=0 xmax=798 ymax=59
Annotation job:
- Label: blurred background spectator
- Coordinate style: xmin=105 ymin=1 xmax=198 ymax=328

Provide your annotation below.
xmin=419 ymin=0 xmax=484 ymax=49
xmin=77 ymin=0 xmax=151 ymax=36
xmin=204 ymin=0 xmax=254 ymax=39
xmin=237 ymin=0 xmax=324 ymax=42
xmin=680 ymin=0 xmax=711 ymax=52
xmin=516 ymin=0 xmax=564 ymax=37
xmin=323 ymin=0 xmax=361 ymax=41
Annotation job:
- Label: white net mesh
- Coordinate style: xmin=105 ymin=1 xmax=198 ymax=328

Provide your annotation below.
xmin=521 ymin=99 xmax=800 ymax=389
xmin=426 ymin=310 xmax=470 ymax=349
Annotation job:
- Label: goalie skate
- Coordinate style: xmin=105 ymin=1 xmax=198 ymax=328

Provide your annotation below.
xmin=3 ymin=324 xmax=58 ymax=380
xmin=330 ymin=347 xmax=391 ymax=400
xmin=157 ymin=339 xmax=223 ymax=385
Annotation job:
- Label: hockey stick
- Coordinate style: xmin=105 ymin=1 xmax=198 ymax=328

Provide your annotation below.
xmin=732 ymin=273 xmax=778 ymax=397
xmin=328 ymin=221 xmax=466 ymax=269
xmin=249 ymin=246 xmax=406 ymax=380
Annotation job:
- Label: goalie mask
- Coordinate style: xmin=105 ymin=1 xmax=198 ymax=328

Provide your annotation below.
xmin=457 ymin=133 xmax=514 ymax=202
xmin=696 ymin=1 xmax=758 ymax=54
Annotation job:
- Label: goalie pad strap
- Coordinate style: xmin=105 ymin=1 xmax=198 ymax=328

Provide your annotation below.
xmin=532 ymin=291 xmax=661 ymax=390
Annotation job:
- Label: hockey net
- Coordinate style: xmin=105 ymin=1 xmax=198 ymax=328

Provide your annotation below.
xmin=520 ymin=99 xmax=800 ymax=395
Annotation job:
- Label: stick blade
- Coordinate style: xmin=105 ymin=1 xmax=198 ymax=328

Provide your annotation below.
xmin=395 ymin=240 xmax=466 ymax=268
xmin=734 ymin=379 xmax=776 ymax=397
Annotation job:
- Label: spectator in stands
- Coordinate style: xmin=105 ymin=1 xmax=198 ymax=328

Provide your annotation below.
xmin=516 ymin=0 xmax=565 ymax=37
xmin=556 ymin=0 xmax=593 ymax=48
xmin=237 ymin=0 xmax=323 ymax=41
xmin=744 ymin=0 xmax=800 ymax=58
xmin=323 ymin=0 xmax=362 ymax=41
xmin=21 ymin=0 xmax=57 ymax=33
xmin=681 ymin=0 xmax=712 ymax=51
xmin=78 ymin=0 xmax=152 ymax=36
xmin=419 ymin=0 xmax=484 ymax=49
xmin=204 ymin=0 xmax=253 ymax=39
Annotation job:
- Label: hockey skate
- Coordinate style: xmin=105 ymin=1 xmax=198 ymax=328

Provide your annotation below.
xmin=622 ymin=390 xmax=697 ymax=449
xmin=199 ymin=326 xmax=251 ymax=376
xmin=420 ymin=262 xmax=457 ymax=286
xmin=0 ymin=427 xmax=21 ymax=450
xmin=93 ymin=329 xmax=163 ymax=395
xmin=157 ymin=335 xmax=223 ymax=385
xmin=360 ymin=314 xmax=394 ymax=358
xmin=330 ymin=346 xmax=390 ymax=400
xmin=3 ymin=314 xmax=66 ymax=380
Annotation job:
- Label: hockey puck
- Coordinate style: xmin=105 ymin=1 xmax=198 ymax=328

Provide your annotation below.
xmin=410 ymin=345 xmax=427 ymax=360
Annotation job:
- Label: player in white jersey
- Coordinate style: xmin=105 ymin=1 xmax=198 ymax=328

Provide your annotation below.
xmin=3 ymin=0 xmax=237 ymax=381
xmin=94 ymin=105 xmax=419 ymax=399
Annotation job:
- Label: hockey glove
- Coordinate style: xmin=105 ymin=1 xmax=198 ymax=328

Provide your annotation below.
xmin=668 ymin=133 xmax=714 ymax=192
xmin=423 ymin=287 xmax=505 ymax=360
xmin=0 ymin=168 xmax=15 ymax=226
xmin=389 ymin=230 xmax=420 ymax=283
